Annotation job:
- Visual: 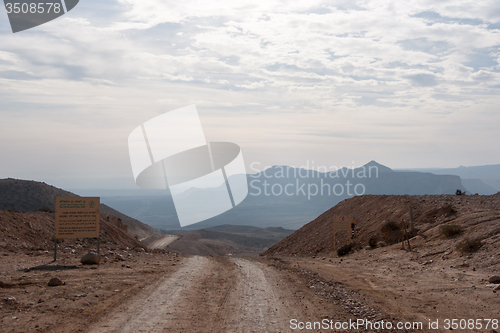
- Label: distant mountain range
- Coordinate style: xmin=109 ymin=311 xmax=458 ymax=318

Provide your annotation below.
xmin=402 ymin=164 xmax=500 ymax=195
xmin=3 ymin=161 xmax=499 ymax=232
xmin=89 ymin=160 xmax=495 ymax=230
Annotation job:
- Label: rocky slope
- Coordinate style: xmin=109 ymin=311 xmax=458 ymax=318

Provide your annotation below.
xmin=0 ymin=178 xmax=154 ymax=238
xmin=263 ymin=193 xmax=500 ymax=258
xmin=0 ymin=211 xmax=146 ymax=252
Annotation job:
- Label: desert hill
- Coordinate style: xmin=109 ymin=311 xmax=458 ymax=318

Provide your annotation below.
xmin=204 ymin=224 xmax=293 ymax=239
xmin=0 ymin=210 xmax=146 ymax=252
xmin=142 ymin=225 xmax=294 ymax=257
xmin=0 ymin=178 xmax=154 ymax=239
xmin=263 ymin=193 xmax=500 ymax=259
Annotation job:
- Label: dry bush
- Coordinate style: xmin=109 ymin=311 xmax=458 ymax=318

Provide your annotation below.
xmin=381 ymin=221 xmax=399 ymax=233
xmin=337 ymin=243 xmax=354 ymax=257
xmin=440 ymin=224 xmax=463 ymax=238
xmin=381 ymin=221 xmax=402 ymax=244
xmin=441 ymin=204 xmax=457 ymax=217
xmin=424 ymin=204 xmax=457 ymax=223
xmin=38 ymin=205 xmax=52 ymax=213
xmin=368 ymin=235 xmax=378 ymax=248
xmin=456 ymin=237 xmax=483 ymax=253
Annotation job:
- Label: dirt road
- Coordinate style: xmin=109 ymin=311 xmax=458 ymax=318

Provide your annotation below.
xmin=86 ymin=256 xmax=351 ymax=332
xmin=87 ymin=256 xmax=208 ymax=333
xmin=148 ymin=234 xmax=179 ymax=250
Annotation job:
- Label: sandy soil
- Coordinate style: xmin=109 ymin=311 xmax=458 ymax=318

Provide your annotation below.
xmin=3 ymin=247 xmax=498 ymax=332
xmin=269 ymin=244 xmax=500 ymax=333
xmin=0 ymin=246 xmax=180 ymax=333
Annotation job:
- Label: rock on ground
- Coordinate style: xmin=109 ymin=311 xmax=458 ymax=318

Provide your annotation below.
xmin=488 ymin=276 xmax=500 ymax=284
xmin=48 ymin=277 xmax=65 ymax=287
xmin=3 ymin=297 xmax=18 ymax=305
xmin=81 ymin=252 xmax=101 ymax=265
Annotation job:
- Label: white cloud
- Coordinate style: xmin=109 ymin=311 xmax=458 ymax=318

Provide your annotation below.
xmin=1 ymin=0 xmax=500 ymax=182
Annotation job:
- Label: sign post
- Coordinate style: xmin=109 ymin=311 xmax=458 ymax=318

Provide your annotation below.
xmin=333 ymin=215 xmax=352 ymax=250
xmin=54 ymin=197 xmax=100 ymax=261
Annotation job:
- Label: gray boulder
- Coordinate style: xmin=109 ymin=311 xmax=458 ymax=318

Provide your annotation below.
xmin=488 ymin=276 xmax=500 ymax=284
xmin=48 ymin=277 xmax=64 ymax=287
xmin=81 ymin=252 xmax=101 ymax=265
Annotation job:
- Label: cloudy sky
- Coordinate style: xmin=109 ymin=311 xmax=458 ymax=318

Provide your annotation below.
xmin=1 ymin=0 xmax=499 ymax=187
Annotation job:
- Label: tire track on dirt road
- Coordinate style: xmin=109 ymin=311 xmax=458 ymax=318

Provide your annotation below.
xmin=87 ymin=256 xmax=351 ymax=332
xmin=221 ymin=258 xmax=289 ymax=332
xmin=212 ymin=257 xmax=350 ymax=332
xmin=86 ymin=256 xmax=208 ymax=333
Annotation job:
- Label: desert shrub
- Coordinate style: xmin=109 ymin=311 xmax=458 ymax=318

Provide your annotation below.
xmin=368 ymin=236 xmax=378 ymax=248
xmin=440 ymin=224 xmax=463 ymax=238
xmin=380 ymin=221 xmax=402 ymax=244
xmin=424 ymin=204 xmax=457 ymax=222
xmin=441 ymin=204 xmax=457 ymax=217
xmin=456 ymin=237 xmax=483 ymax=253
xmin=38 ymin=206 xmax=52 ymax=213
xmin=381 ymin=221 xmax=399 ymax=233
xmin=337 ymin=243 xmax=354 ymax=257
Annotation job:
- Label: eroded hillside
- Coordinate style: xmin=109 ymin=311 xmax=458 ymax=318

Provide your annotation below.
xmin=263 ymin=193 xmax=500 ymax=260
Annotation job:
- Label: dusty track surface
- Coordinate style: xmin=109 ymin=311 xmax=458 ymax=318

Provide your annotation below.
xmin=87 ymin=256 xmax=208 ymax=333
xmin=147 ymin=234 xmax=179 ymax=250
xmin=85 ymin=256 xmax=354 ymax=332
xmin=3 ymin=251 xmax=445 ymax=332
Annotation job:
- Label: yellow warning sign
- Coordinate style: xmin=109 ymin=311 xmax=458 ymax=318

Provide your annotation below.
xmin=55 ymin=197 xmax=100 ymax=238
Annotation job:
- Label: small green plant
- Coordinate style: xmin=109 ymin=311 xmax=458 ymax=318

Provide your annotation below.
xmin=337 ymin=243 xmax=354 ymax=257
xmin=456 ymin=237 xmax=483 ymax=253
xmin=440 ymin=224 xmax=463 ymax=238
xmin=368 ymin=236 xmax=378 ymax=248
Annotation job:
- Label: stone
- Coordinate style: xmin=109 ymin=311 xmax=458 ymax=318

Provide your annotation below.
xmin=488 ymin=276 xmax=500 ymax=284
xmin=48 ymin=277 xmax=64 ymax=287
xmin=81 ymin=252 xmax=101 ymax=265
xmin=3 ymin=297 xmax=17 ymax=305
